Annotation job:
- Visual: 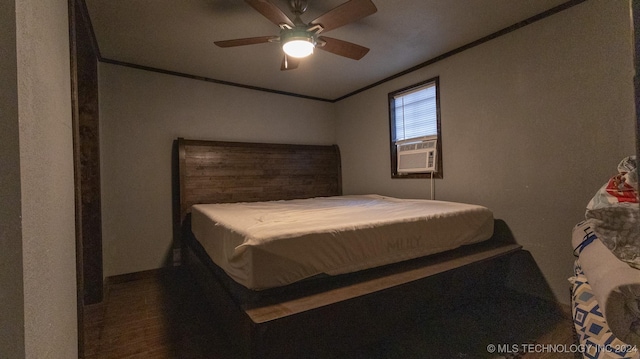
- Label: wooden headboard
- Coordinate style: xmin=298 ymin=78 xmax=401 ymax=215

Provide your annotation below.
xmin=176 ymin=138 xmax=342 ymax=224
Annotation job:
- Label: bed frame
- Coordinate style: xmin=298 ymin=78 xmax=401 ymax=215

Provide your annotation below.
xmin=174 ymin=137 xmax=523 ymax=358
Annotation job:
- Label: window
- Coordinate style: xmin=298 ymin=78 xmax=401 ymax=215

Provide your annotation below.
xmin=388 ymin=77 xmax=442 ymax=178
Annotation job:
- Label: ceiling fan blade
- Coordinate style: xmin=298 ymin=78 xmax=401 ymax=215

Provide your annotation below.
xmin=245 ymin=0 xmax=294 ymax=28
xmin=309 ymin=0 xmax=377 ymax=33
xmin=317 ymin=36 xmax=369 ymax=60
xmin=214 ymin=36 xmax=278 ymax=48
xmin=281 ymin=54 xmax=300 ymax=71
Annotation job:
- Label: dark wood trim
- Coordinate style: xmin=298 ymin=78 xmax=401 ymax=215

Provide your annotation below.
xmin=106 ymin=267 xmax=177 ymax=285
xmin=334 ymin=0 xmax=588 ymax=101
xmin=72 ymin=0 xmax=103 ymax=307
xmin=82 ymin=0 xmax=585 ymax=103
xmin=388 ymin=76 xmax=443 ymax=179
xmin=99 ymin=58 xmax=334 ymax=103
xmin=77 ymin=0 xmax=101 ymax=60
xmin=71 ymin=0 xmax=104 ymax=356
xmin=68 ymin=1 xmax=84 ymax=356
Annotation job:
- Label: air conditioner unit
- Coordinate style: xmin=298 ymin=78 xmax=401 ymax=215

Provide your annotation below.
xmin=396 ymin=138 xmax=437 ymax=174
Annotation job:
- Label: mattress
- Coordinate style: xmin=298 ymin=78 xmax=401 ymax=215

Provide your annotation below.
xmin=191 ymin=194 xmax=494 ymax=290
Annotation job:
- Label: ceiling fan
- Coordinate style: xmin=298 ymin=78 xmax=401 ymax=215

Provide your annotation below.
xmin=214 ymin=0 xmax=377 ymax=70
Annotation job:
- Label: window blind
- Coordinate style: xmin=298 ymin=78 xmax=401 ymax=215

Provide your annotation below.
xmin=393 ymin=83 xmax=437 ymax=142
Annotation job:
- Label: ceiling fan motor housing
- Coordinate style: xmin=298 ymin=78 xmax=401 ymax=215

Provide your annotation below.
xmin=289 ymin=0 xmax=309 ymax=16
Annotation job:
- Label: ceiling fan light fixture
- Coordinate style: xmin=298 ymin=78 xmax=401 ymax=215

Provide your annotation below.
xmin=281 ymin=30 xmax=315 ymax=58
xmin=283 ymin=39 xmax=314 ymax=58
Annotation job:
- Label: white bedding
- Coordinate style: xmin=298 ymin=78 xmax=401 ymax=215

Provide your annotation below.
xmin=191 ymin=195 xmax=494 ymax=290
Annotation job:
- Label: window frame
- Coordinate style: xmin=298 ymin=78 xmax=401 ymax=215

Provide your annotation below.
xmin=388 ymin=76 xmax=443 ymax=179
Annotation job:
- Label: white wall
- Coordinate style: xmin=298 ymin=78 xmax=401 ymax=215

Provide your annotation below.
xmin=99 ymin=63 xmax=336 ymax=276
xmin=9 ymin=0 xmax=77 ymax=358
xmin=336 ymin=0 xmax=635 ymax=304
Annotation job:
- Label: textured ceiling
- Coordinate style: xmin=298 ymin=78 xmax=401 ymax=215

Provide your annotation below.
xmin=85 ymin=0 xmax=576 ymax=101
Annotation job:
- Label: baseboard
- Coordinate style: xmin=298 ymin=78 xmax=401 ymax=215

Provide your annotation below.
xmin=105 ymin=266 xmax=180 ymax=285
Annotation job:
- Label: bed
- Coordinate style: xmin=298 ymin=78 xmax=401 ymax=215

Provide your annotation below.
xmin=174 ymin=137 xmax=524 ymax=358
xmin=191 ymin=194 xmax=495 ymax=290
xmin=570 ymin=156 xmax=640 ymax=359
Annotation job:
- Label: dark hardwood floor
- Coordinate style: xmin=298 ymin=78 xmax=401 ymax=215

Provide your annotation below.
xmin=84 ymin=267 xmax=576 ymax=359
